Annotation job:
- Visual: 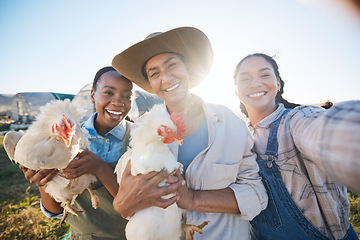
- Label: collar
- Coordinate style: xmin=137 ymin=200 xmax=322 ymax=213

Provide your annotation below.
xmin=249 ymin=103 xmax=286 ymax=129
xmin=192 ymin=94 xmax=220 ymax=123
xmin=82 ymin=112 xmax=126 ymax=140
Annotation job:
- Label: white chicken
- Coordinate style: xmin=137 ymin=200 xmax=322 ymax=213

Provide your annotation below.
xmin=115 ymin=104 xmax=208 ymax=240
xmin=3 ymin=99 xmax=99 ymax=225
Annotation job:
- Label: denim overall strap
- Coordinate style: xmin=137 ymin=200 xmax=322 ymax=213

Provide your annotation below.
xmin=250 ymin=108 xmax=358 ymax=240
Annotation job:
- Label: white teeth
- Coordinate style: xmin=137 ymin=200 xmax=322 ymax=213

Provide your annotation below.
xmin=107 ymin=110 xmax=123 ymax=115
xmin=165 ymin=83 xmax=179 ymax=92
xmin=249 ymin=92 xmax=265 ymax=98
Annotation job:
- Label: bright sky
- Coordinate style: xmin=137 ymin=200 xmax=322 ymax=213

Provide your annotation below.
xmin=1 ymin=0 xmax=359 ymax=109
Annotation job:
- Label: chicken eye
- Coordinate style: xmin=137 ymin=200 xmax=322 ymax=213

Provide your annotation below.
xmin=167 ymin=129 xmax=173 ymax=133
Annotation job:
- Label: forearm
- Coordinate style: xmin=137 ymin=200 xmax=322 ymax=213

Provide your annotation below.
xmin=39 ymin=187 xmax=63 ymax=214
xmin=292 ymin=102 xmax=360 ymax=192
xmin=184 ymin=187 xmax=240 ymax=213
xmin=94 ymin=161 xmax=119 ymax=197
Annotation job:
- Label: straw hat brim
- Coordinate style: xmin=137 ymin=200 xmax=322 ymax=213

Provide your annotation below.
xmin=112 ymin=27 xmax=213 ymax=94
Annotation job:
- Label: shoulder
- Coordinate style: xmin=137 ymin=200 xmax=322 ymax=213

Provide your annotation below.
xmin=279 ymin=105 xmax=327 ymax=134
xmin=206 ymin=102 xmax=244 ymax=121
xmin=204 ymin=103 xmax=248 ymax=134
xmin=285 ymin=105 xmax=324 ymax=121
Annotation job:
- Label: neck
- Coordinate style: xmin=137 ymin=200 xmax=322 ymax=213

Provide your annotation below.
xmin=166 ymin=94 xmax=203 ymax=138
xmin=166 ymin=94 xmax=194 ymax=116
xmin=94 ymin=114 xmax=116 ymax=137
xmin=247 ymin=103 xmax=278 ymax=126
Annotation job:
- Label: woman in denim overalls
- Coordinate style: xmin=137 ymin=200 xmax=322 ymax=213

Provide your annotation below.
xmin=234 ymin=53 xmax=359 ymax=239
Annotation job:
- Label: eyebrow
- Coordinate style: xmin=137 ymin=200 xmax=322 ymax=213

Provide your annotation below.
xmin=147 ymin=56 xmax=177 ymax=73
xmin=102 ymin=85 xmax=116 ymax=89
xmin=238 ymin=67 xmax=272 ymax=76
xmin=103 ymin=86 xmax=133 ymax=93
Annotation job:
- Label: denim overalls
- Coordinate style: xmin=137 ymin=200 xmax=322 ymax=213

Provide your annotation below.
xmin=250 ymin=109 xmax=358 ymax=240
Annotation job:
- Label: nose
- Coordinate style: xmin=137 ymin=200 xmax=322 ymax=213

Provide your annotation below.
xmin=112 ymin=96 xmax=126 ymax=106
xmin=250 ymin=77 xmax=262 ymax=88
xmin=161 ymin=71 xmax=173 ymax=84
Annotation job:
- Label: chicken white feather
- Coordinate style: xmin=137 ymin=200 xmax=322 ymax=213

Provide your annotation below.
xmin=115 ymin=104 xmax=185 ymax=240
xmin=3 ymin=99 xmax=99 ymax=225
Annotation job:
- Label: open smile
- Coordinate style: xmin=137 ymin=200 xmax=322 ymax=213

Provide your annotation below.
xmin=107 ymin=110 xmax=123 ymax=115
xmin=164 ymin=83 xmax=180 ymax=92
xmin=248 ymin=91 xmax=266 ymax=98
xmin=106 ymin=109 xmax=125 ymax=120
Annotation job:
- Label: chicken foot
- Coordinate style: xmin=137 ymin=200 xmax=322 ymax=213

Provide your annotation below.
xmin=60 ymin=200 xmax=84 ymax=226
xmin=87 ymin=187 xmax=100 ymax=209
xmin=183 ymin=220 xmax=210 ymax=240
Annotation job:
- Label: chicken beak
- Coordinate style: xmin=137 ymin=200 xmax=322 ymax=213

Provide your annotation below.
xmin=175 ymin=139 xmax=183 ymax=146
xmin=64 ymin=137 xmax=72 ymax=147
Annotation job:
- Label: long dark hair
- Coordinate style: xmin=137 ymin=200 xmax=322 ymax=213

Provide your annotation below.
xmin=234 ymin=53 xmax=302 ymax=117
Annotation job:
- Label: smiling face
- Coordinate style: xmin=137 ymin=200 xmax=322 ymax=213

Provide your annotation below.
xmin=234 ymin=56 xmax=280 ymax=117
xmin=145 ymin=53 xmax=191 ymax=106
xmin=91 ymin=71 xmax=133 ymax=136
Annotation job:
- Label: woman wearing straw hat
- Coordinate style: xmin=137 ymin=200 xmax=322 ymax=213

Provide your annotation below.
xmin=112 ymin=27 xmax=268 ymax=239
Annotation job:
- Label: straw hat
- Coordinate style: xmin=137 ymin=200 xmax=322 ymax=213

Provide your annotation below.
xmin=112 ymin=27 xmax=213 ymax=94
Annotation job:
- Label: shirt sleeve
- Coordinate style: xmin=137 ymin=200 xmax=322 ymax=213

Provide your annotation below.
xmin=40 ymin=200 xmax=63 ymax=219
xmin=229 ymin=130 xmax=268 ymax=221
xmin=289 ymin=101 xmax=360 ymax=192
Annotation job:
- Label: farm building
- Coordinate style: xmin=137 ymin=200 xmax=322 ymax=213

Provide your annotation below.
xmin=0 ymin=94 xmax=14 ymax=117
xmin=10 ymin=92 xmax=75 ymax=124
xmin=72 ymin=83 xmax=163 ymax=122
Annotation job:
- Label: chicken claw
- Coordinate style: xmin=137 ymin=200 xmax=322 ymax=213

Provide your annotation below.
xmin=60 ymin=200 xmax=83 ymax=226
xmin=183 ymin=220 xmax=210 ymax=240
xmin=87 ymin=187 xmax=100 ymax=209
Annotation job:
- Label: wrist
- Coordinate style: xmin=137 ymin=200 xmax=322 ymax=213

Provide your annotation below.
xmin=184 ymin=189 xmax=197 ymax=211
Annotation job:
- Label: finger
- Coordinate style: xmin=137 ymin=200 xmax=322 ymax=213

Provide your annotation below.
xmin=155 ymin=195 xmax=180 ymax=209
xmin=28 ymin=169 xmax=47 ymax=184
xmin=24 ymin=169 xmax=38 ymax=179
xmin=146 ymin=170 xmax=169 ymax=188
xmin=165 ymin=175 xmax=180 ymax=184
xmin=63 ymin=169 xmax=77 ymax=179
xmin=67 ymin=159 xmax=83 ymax=168
xmin=75 ymin=149 xmax=85 ymax=157
xmin=19 ymin=164 xmax=27 ymax=171
xmin=67 ymin=168 xmax=87 ymax=179
xmin=38 ymin=169 xmax=57 ymax=186
xmin=175 ymin=169 xmax=184 ymax=180
xmin=123 ymin=160 xmax=132 ymax=176
xmin=155 ymin=179 xmax=185 ymax=198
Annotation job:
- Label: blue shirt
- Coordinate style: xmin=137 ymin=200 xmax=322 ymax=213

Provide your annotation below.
xmin=82 ymin=113 xmax=126 ymax=163
xmin=178 ymin=116 xmax=208 ymax=175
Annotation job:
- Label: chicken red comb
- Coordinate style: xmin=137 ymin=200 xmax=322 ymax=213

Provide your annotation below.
xmin=170 ymin=112 xmax=186 ymax=137
xmin=63 ymin=115 xmax=72 ymax=128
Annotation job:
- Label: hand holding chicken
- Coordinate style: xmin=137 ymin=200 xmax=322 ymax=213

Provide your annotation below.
xmin=115 ymin=104 xmax=208 ymax=240
xmin=3 ymin=99 xmax=99 ymax=225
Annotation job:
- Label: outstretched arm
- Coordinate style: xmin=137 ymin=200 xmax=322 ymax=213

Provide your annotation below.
xmin=291 ymin=101 xmax=360 ymax=192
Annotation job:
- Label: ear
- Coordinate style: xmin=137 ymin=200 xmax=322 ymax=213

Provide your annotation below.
xmin=90 ymin=90 xmax=95 ymax=104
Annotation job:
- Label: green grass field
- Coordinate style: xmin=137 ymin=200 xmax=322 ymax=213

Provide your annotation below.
xmin=0 ymin=135 xmax=359 ymax=239
xmin=0 ymin=135 xmax=69 ymax=240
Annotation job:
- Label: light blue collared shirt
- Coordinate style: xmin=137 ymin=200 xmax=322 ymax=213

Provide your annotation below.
xmin=82 ymin=112 xmax=126 ymax=163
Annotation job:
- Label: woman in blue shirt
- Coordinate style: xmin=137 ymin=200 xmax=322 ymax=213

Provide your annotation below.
xmin=20 ymin=66 xmax=133 ymax=239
